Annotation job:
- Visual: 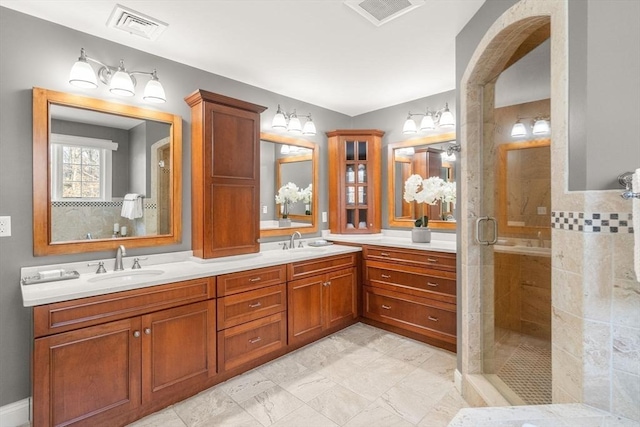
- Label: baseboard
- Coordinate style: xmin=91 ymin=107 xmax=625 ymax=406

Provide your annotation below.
xmin=0 ymin=397 xmax=31 ymax=427
xmin=454 ymin=369 xmax=462 ymax=393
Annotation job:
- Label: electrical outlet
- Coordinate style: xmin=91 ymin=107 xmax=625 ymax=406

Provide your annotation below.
xmin=537 ymin=206 xmax=547 ymax=215
xmin=322 ymin=212 xmax=328 ymax=223
xmin=262 ymin=205 xmax=268 ymax=214
xmin=0 ymin=216 xmax=11 ymax=237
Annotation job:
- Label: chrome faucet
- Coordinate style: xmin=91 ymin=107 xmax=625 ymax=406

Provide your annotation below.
xmin=115 ymin=245 xmax=126 ymax=271
xmin=290 ymin=231 xmax=302 ymax=249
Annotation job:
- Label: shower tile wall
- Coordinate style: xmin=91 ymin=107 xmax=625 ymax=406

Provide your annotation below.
xmin=51 ymin=198 xmax=158 ymax=241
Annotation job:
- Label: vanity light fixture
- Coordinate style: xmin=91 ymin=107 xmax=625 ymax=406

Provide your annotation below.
xmin=510 ymin=116 xmax=550 ymax=137
xmin=69 ymin=48 xmax=167 ymax=103
xmin=402 ymin=103 xmax=455 ymax=135
xmin=272 ymin=104 xmax=316 ymax=136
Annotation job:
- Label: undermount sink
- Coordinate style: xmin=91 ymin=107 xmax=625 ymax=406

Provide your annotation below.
xmin=87 ymin=269 xmax=165 ymax=283
xmin=289 ymin=247 xmax=329 ymax=255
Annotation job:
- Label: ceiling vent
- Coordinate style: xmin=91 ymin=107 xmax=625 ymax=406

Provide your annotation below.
xmin=344 ymin=0 xmax=425 ymax=27
xmin=106 ymin=4 xmax=168 ymax=41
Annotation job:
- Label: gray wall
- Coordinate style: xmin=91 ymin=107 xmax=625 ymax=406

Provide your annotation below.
xmin=0 ymin=7 xmax=352 ymax=406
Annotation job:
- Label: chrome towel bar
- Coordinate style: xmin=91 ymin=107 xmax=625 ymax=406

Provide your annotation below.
xmin=618 ymin=172 xmax=640 ymax=199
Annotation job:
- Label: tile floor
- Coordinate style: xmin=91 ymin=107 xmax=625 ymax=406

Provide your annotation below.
xmin=128 ymin=323 xmax=468 ymax=427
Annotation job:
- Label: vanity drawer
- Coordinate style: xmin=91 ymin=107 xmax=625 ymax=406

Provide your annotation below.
xmin=217 ymin=312 xmax=286 ymax=371
xmin=217 ymin=265 xmax=286 ymax=296
xmin=33 ymin=277 xmax=215 ymax=338
xmin=288 ymin=253 xmax=357 ymax=281
xmin=365 ymin=261 xmax=456 ymax=302
xmin=217 ymin=284 xmax=286 ymax=330
xmin=363 ymin=285 xmax=456 ymax=342
xmin=363 ymin=246 xmax=456 ymax=272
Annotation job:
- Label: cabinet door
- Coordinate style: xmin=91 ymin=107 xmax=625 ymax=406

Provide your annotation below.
xmin=287 ymin=275 xmax=324 ymax=346
xmin=33 ymin=318 xmax=141 ymax=427
xmin=141 ymin=300 xmax=216 ymax=404
xmin=325 ymin=267 xmax=357 ymax=330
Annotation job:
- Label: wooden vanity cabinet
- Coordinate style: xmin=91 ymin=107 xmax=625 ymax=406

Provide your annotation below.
xmin=32 ymin=278 xmax=217 ymax=427
xmin=287 ymin=254 xmax=358 ymax=346
xmin=216 ymin=265 xmax=288 ymax=372
xmin=186 ymin=89 xmax=267 ymax=259
xmin=327 ymin=129 xmax=384 ymax=234
xmin=362 ymin=246 xmax=457 ymax=352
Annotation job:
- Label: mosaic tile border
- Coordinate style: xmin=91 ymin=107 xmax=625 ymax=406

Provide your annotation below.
xmin=551 ymin=211 xmax=634 ymax=233
xmin=52 ymin=201 xmax=157 ymax=209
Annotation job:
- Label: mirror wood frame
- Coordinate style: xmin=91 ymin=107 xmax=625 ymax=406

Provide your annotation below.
xmin=387 ymin=132 xmax=456 ymax=230
xmin=496 ymin=138 xmax=551 ymax=239
xmin=260 ymin=132 xmax=318 ymax=238
xmin=32 ymin=87 xmax=183 ymax=256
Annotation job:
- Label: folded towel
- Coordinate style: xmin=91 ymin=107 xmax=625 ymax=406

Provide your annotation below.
xmin=121 ymin=193 xmax=144 ymax=220
xmin=633 ymin=169 xmax=639 ymax=280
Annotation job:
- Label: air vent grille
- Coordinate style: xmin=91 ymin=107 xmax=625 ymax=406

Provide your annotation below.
xmin=344 ymin=0 xmax=424 ymax=26
xmin=107 ymin=4 xmax=168 ymax=41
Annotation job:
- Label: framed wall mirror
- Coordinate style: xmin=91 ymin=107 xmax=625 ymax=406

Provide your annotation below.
xmin=260 ymin=132 xmax=318 ymax=238
xmin=33 ymin=87 xmax=182 ymax=255
xmin=387 ymin=132 xmax=457 ymax=230
xmin=496 ymin=138 xmax=551 ymax=238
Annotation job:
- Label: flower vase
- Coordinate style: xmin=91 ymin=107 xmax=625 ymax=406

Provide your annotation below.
xmin=411 ymin=227 xmax=431 ymax=243
xmin=279 ymin=204 xmax=291 ymax=227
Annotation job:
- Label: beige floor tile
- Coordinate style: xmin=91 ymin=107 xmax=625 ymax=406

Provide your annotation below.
xmin=192 ymin=405 xmax=263 ymax=427
xmin=343 ymin=402 xmax=415 ymax=427
xmin=386 ymin=337 xmax=438 ymax=366
xmin=375 ymin=384 xmax=440 ymax=424
xmin=239 ymin=385 xmax=304 ymax=427
xmin=127 ymin=408 xmax=186 ymax=427
xmin=172 ymin=387 xmax=238 ymax=427
xmin=219 ymin=370 xmax=277 ymax=403
xmin=308 ymin=384 xmax=371 ymax=425
xmin=280 ymin=370 xmax=337 ymax=402
xmin=270 ymin=404 xmax=339 ymax=427
xmin=257 ymin=356 xmax=309 ymax=384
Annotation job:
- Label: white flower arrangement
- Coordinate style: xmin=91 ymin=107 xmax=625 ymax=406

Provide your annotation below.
xmin=403 ymin=174 xmax=452 ymax=227
xmin=298 ymin=183 xmax=312 ymax=204
xmin=275 ymin=182 xmax=301 ymax=218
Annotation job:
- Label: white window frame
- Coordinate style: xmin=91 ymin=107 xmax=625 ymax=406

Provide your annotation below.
xmin=50 ymin=134 xmax=118 ymax=202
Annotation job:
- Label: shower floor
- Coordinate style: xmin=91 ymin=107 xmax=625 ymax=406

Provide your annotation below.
xmin=493 ymin=329 xmax=552 ymax=405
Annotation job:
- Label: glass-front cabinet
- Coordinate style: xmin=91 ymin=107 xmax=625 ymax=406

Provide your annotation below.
xmin=327 ymin=129 xmax=384 ymax=234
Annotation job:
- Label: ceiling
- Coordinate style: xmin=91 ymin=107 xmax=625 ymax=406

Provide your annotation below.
xmin=0 ymin=0 xmax=485 ymax=116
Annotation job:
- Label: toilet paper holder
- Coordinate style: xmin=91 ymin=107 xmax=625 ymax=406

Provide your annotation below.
xmin=618 ymin=172 xmax=640 ymax=199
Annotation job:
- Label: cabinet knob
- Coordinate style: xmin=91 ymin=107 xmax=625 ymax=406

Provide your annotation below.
xmin=428 ymin=316 xmax=439 ymax=322
xmin=427 ymin=282 xmax=439 ymax=287
xmin=249 ymin=302 xmax=262 ymax=308
xmin=248 ymin=337 xmax=262 ymax=344
xmin=381 ymin=304 xmax=391 ymax=310
xmin=144 ymin=328 xmax=151 ymax=335
xmin=381 ymin=274 xmax=391 ymax=279
xmin=133 ymin=331 xmax=141 ymax=338
xmin=323 ymin=281 xmax=331 ymax=287
xmin=249 ymin=277 xmax=262 ymax=282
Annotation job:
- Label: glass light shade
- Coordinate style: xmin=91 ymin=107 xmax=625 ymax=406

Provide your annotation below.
xmin=532 ymin=119 xmax=550 ymax=135
xmin=302 ymin=119 xmax=316 ymax=135
xmin=280 ymin=145 xmax=290 ymax=154
xmin=441 ymin=151 xmax=456 ymax=162
xmin=109 ymin=69 xmax=135 ymax=96
xmin=402 ymin=117 xmax=417 ymax=134
xmin=511 ymin=121 xmax=527 ymax=137
xmin=272 ymin=112 xmax=287 ymax=129
xmin=143 ymin=78 xmax=166 ymax=103
xmin=287 ymin=116 xmax=302 ymax=133
xmin=438 ymin=110 xmax=455 ymax=128
xmin=420 ymin=114 xmax=435 ymax=131
xmin=69 ymin=60 xmax=98 ymax=89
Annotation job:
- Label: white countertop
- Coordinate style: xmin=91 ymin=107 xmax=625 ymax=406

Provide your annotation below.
xmin=20 ymin=242 xmax=361 ymax=307
xmin=323 ymin=229 xmax=457 ymax=253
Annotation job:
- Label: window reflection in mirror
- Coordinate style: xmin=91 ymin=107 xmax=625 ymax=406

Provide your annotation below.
xmin=259 ymin=133 xmax=318 ymax=237
xmin=387 ymin=132 xmax=456 ymax=230
xmin=49 ymin=105 xmax=171 ymax=242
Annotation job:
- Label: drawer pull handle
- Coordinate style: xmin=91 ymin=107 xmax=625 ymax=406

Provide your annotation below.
xmin=249 ymin=302 xmax=262 ymax=308
xmin=133 ymin=331 xmax=141 ymax=338
xmin=249 ymin=337 xmax=262 ymax=344
xmin=249 ymin=277 xmax=262 ymax=282
xmin=427 ymin=258 xmax=438 ymax=263
xmin=428 ymin=316 xmax=439 ymax=322
xmin=144 ymin=328 xmax=151 ymax=335
xmin=380 ymin=252 xmax=390 ymax=257
xmin=381 ymin=274 xmax=391 ymax=279
xmin=381 ymin=304 xmax=391 ymax=310
xmin=427 ymin=282 xmax=439 ymax=287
